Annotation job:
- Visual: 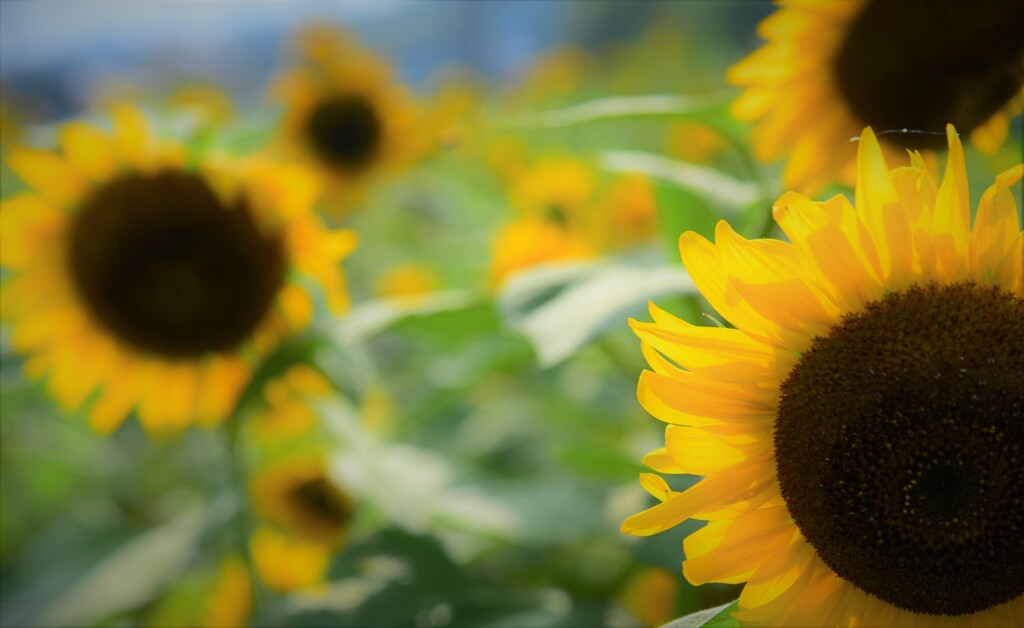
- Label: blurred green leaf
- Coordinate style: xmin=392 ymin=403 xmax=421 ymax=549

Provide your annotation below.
xmin=654 ymin=183 xmax=718 ymax=259
xmin=35 ymin=504 xmax=208 ymax=627
xmin=601 ymin=150 xmax=758 ymax=212
xmin=499 ymin=262 xmax=696 ymax=367
xmin=335 ymin=290 xmax=478 ymax=346
xmin=504 ymin=93 xmax=734 ymax=128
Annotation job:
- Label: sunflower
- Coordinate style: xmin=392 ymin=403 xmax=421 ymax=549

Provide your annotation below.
xmin=622 ymin=126 xmax=1023 ymax=626
xmin=375 ymin=263 xmax=440 ymax=302
xmin=251 ymin=364 xmax=334 ymax=442
xmin=252 ymin=457 xmax=353 ymax=547
xmin=600 ymin=174 xmax=658 ymax=249
xmin=0 ymin=106 xmax=357 ymax=434
xmin=272 ymin=25 xmax=433 ymax=214
xmin=730 ymin=0 xmax=1024 ymax=192
xmin=489 ymin=218 xmax=595 ymax=288
xmin=202 ymin=556 xmax=252 ymax=628
xmin=250 ymin=526 xmax=331 ymax=593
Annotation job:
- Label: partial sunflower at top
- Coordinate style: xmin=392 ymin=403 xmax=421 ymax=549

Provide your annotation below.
xmin=272 ymin=25 xmax=434 ymax=215
xmin=0 ymin=106 xmax=357 ymax=435
xmin=730 ymin=0 xmax=1024 ymax=192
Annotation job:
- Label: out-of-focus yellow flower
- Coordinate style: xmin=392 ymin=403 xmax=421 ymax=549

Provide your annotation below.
xmin=485 ymin=136 xmax=530 ymax=183
xmin=271 ymin=25 xmax=433 ymax=215
xmin=513 ymin=46 xmax=597 ymax=104
xmin=424 ymin=68 xmax=483 ymax=150
xmin=251 ymin=526 xmax=331 ymax=593
xmin=601 ymin=174 xmax=658 ymax=248
xmin=168 ymin=84 xmax=235 ymax=127
xmin=490 ymin=218 xmax=594 ymax=288
xmin=620 ymin=567 xmax=679 ymax=628
xmin=252 ymin=457 xmax=353 ymax=547
xmin=729 ymin=0 xmax=1024 ymax=192
xmin=0 ymin=105 xmax=357 ymax=435
xmin=606 ymin=22 xmax=693 ymax=95
xmin=252 ymin=365 xmax=334 ymax=442
xmin=375 ymin=263 xmax=440 ymax=302
xmin=202 ymin=556 xmax=252 ymax=628
xmin=667 ymin=121 xmax=726 ymax=164
xmin=508 ymin=157 xmax=596 ymax=225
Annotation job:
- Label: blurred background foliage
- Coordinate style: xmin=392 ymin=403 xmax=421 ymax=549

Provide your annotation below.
xmin=1 ymin=2 xmax=1020 ymax=628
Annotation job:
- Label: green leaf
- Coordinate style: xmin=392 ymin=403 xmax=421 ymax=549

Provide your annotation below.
xmin=503 ymin=92 xmax=734 ymax=128
xmin=600 ymin=150 xmax=758 ymax=212
xmin=34 ymin=504 xmax=208 ymax=627
xmin=333 ymin=290 xmax=477 ymax=345
xmin=661 ymin=600 xmax=739 ymax=628
xmin=653 ymin=183 xmax=718 ymax=261
xmin=499 ymin=261 xmax=697 ymax=367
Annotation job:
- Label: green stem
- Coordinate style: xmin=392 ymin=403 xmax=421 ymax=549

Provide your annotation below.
xmin=224 ymin=422 xmax=268 ymax=619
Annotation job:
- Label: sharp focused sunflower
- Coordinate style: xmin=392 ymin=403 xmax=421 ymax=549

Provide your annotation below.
xmin=272 ymin=26 xmax=432 ymax=214
xmin=0 ymin=106 xmax=357 ymax=434
xmin=730 ymin=0 xmax=1024 ymax=192
xmin=623 ymin=126 xmax=1023 ymax=625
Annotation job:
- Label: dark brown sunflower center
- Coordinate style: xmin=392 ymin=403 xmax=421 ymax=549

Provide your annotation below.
xmin=305 ymin=95 xmax=382 ymax=170
xmin=287 ymin=476 xmax=351 ymax=531
xmin=775 ymin=282 xmax=1024 ymax=616
xmin=68 ymin=171 xmax=286 ymax=359
xmin=834 ymin=0 xmax=1024 ymax=150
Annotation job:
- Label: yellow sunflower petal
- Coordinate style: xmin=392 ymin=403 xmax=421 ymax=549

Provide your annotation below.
xmin=679 ymin=229 xmax=784 ymax=346
xmin=0 ymin=194 xmax=66 ymax=268
xmin=60 ymin=122 xmax=118 ymax=182
xmin=622 ymin=461 xmax=775 ymax=536
xmin=735 ymin=539 xmax=816 ymax=614
xmin=8 ymin=148 xmax=88 ymax=208
xmin=641 ymin=447 xmax=686 ymax=474
xmin=772 ymin=191 xmax=882 ymax=310
xmin=683 ymin=507 xmax=795 ymax=585
xmin=666 ymin=425 xmax=770 ymax=476
xmin=196 ymin=357 xmax=250 ymax=427
xmin=111 ymin=104 xmax=152 ymax=167
xmin=639 ymin=473 xmax=673 ymax=503
xmin=632 ymin=304 xmax=797 ymax=383
xmin=970 ymin=165 xmax=1023 ymax=288
xmin=87 ymin=355 xmax=139 ymax=434
xmin=638 ymin=370 xmax=776 ymax=428
xmin=852 ymin=127 xmax=911 ymax=284
xmin=932 ymin=125 xmax=972 ymax=280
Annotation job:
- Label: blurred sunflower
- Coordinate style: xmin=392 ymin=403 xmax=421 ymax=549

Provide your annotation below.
xmin=623 ymin=126 xmax=1023 ymax=625
xmin=508 ymin=157 xmax=595 ymax=225
xmin=375 ymin=263 xmax=440 ymax=302
xmin=252 ymin=457 xmax=353 ymax=547
xmin=730 ymin=0 xmax=1024 ymax=192
xmin=167 ymin=83 xmax=235 ymax=129
xmin=251 ymin=526 xmax=331 ymax=593
xmin=252 ymin=364 xmax=334 ymax=442
xmin=202 ymin=556 xmax=253 ymax=628
xmin=0 ymin=106 xmax=357 ymax=434
xmin=272 ymin=25 xmax=432 ymax=214
xmin=490 ymin=218 xmax=594 ymax=287
xmin=490 ymin=157 xmax=598 ymax=287
xmin=600 ymin=174 xmax=657 ymax=249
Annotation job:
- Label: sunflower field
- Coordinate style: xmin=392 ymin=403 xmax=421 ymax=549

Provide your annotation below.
xmin=1 ymin=2 xmax=1022 ymax=628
